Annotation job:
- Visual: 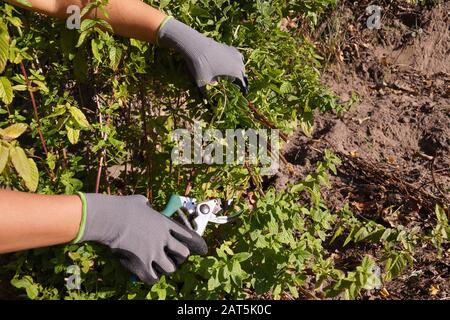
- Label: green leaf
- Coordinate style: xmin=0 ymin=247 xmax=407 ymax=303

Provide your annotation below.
xmin=26 ymin=285 xmax=39 ymax=300
xmin=343 ymin=228 xmax=355 ymax=246
xmin=280 ymin=81 xmax=293 ymax=94
xmin=68 ymin=106 xmax=90 ymax=128
xmin=10 ymin=146 xmax=29 ymax=181
xmin=46 ymin=152 xmax=56 ymax=170
xmin=0 ymin=25 xmax=9 ymax=74
xmin=79 ymin=2 xmax=95 ymax=17
xmin=9 ymin=146 xmax=38 ymax=191
xmin=12 ymin=84 xmax=27 ymax=91
xmin=95 ymin=20 xmax=114 ymax=34
xmin=81 ymin=259 xmax=91 ymax=273
xmin=6 ymin=17 xmax=23 ymax=29
xmin=14 ymin=0 xmax=32 ymax=7
xmin=230 ymin=261 xmax=243 ymax=287
xmin=46 ymin=105 xmax=68 ymax=119
xmin=0 ymin=123 xmax=27 ymax=140
xmin=11 ymin=276 xmax=34 ymax=289
xmin=232 ymin=252 xmax=251 ymax=262
xmin=0 ymin=76 xmax=13 ymax=104
xmin=160 ymin=0 xmax=171 ymax=9
xmin=435 ymin=205 xmax=448 ymax=224
xmin=61 ymin=171 xmax=83 ymax=194
xmin=272 ymin=284 xmax=282 ymax=299
xmin=66 ymin=124 xmax=80 ymax=144
xmin=330 ymin=226 xmax=343 ymax=243
xmin=109 ymin=46 xmax=122 ymax=71
xmin=11 ymin=275 xmax=39 ymax=300
xmin=207 ymin=275 xmax=220 ymax=291
xmin=288 ymin=285 xmax=299 ymax=299
xmin=76 ymin=30 xmax=90 ymax=48
xmin=0 ymin=145 xmax=9 ymax=173
xmin=91 ymin=39 xmax=101 ymax=61
xmin=190 ymin=6 xmax=211 ymax=18
xmin=290 ymin=183 xmax=304 ymax=194
xmin=27 ymin=157 xmax=39 ymax=192
xmin=80 ymin=19 xmax=97 ymax=32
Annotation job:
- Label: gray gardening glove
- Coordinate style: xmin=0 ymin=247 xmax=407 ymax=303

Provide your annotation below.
xmin=157 ymin=17 xmax=248 ymax=94
xmin=75 ymin=193 xmax=208 ymax=285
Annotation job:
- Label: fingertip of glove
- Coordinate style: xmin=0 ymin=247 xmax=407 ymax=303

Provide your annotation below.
xmin=141 ymin=275 xmax=157 ymax=286
xmin=170 ymin=227 xmax=208 ymax=256
xmin=194 ymin=235 xmax=208 ymax=256
xmin=233 ymin=75 xmax=249 ymax=95
xmin=185 ymin=228 xmax=208 ymax=256
xmin=197 ymin=85 xmax=207 ymax=98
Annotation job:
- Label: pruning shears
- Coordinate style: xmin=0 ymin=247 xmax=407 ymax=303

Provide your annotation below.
xmin=161 ymin=195 xmax=242 ymax=236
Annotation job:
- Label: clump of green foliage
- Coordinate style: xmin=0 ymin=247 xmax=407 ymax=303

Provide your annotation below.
xmin=0 ymin=0 xmax=448 ymax=300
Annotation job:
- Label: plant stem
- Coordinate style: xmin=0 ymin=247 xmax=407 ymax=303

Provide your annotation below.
xmin=139 ymin=87 xmax=153 ymax=201
xmin=247 ymin=101 xmax=289 ymax=142
xmin=94 ymin=98 xmax=109 ymax=193
xmin=20 ymin=62 xmax=48 ymax=155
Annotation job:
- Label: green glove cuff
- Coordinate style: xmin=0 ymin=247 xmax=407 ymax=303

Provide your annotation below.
xmin=155 ymin=15 xmax=174 ymax=46
xmin=71 ymin=192 xmax=88 ymax=244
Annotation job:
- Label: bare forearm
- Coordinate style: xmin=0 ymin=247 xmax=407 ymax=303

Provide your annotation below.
xmin=5 ymin=0 xmax=167 ymax=43
xmin=0 ymin=189 xmax=82 ymax=253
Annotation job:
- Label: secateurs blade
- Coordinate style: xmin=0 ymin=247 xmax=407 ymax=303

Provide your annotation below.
xmin=161 ymin=195 xmax=242 ymax=236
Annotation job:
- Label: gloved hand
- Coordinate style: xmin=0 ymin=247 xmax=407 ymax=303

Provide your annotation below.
xmin=74 ymin=193 xmax=208 ymax=285
xmin=157 ymin=17 xmax=248 ymax=94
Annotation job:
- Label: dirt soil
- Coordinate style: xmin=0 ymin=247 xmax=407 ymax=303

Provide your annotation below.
xmin=277 ymin=0 xmax=450 ymax=300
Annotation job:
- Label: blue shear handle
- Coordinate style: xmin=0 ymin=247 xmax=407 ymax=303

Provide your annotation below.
xmin=161 ymin=195 xmax=184 ymax=217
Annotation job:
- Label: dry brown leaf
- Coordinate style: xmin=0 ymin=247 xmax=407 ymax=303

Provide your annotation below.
xmin=248 ymin=192 xmax=256 ymax=205
xmin=429 ymin=284 xmax=440 ymax=296
xmin=336 ymin=50 xmax=344 ymax=63
xmin=350 ymin=150 xmax=359 ymax=158
xmin=387 ymin=155 xmax=396 ymax=163
xmin=351 ymin=201 xmax=365 ymax=212
xmin=380 ymin=287 xmax=390 ymax=298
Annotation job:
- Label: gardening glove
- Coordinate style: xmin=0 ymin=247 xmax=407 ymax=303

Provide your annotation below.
xmin=74 ymin=193 xmax=208 ymax=285
xmin=157 ymin=16 xmax=248 ymax=95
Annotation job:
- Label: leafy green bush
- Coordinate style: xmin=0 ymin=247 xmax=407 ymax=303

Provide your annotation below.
xmin=0 ymin=0 xmax=447 ymax=300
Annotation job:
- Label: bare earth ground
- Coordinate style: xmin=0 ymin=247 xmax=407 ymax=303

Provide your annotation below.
xmin=276 ymin=1 xmax=449 ymax=299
